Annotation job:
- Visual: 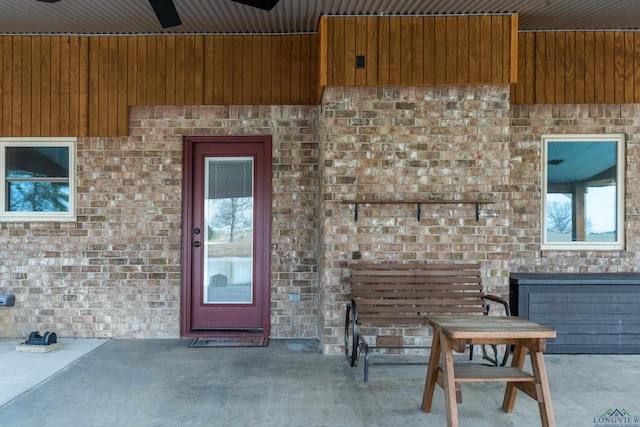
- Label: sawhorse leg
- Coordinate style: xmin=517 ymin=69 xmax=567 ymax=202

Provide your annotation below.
xmin=421 ymin=331 xmax=440 ymax=413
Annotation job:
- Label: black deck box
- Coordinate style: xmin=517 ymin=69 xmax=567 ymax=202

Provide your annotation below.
xmin=510 ymin=273 xmax=640 ymax=354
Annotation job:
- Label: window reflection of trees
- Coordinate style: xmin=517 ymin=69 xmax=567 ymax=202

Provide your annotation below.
xmin=543 ymin=135 xmax=624 ymax=249
xmin=208 ymin=197 xmax=253 ymax=243
xmin=5 ymin=145 xmax=70 ymax=213
xmin=7 ymin=174 xmax=69 ymax=212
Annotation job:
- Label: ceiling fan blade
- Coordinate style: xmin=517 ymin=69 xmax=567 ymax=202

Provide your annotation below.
xmin=229 ymin=0 xmax=280 ymax=11
xmin=148 ymin=0 xmax=182 ymax=28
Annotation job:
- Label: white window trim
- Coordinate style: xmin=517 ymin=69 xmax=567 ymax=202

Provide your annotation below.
xmin=0 ymin=137 xmax=77 ymax=222
xmin=541 ymin=133 xmax=625 ymax=251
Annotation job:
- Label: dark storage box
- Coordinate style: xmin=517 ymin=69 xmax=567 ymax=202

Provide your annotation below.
xmin=510 ymin=273 xmax=640 ymax=354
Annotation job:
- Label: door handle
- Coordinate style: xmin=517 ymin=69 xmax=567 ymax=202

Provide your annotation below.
xmin=193 ymin=241 xmax=201 ymax=247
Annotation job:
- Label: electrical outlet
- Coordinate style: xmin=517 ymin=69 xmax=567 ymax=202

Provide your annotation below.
xmin=288 ymin=294 xmax=300 ymax=302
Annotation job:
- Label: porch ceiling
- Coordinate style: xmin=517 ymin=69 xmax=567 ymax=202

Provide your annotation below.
xmin=0 ymin=0 xmax=638 ymax=35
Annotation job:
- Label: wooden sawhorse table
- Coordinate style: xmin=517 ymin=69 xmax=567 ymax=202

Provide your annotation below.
xmin=421 ymin=316 xmax=557 ymax=427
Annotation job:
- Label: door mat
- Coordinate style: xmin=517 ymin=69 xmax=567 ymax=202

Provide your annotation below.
xmin=189 ymin=337 xmax=268 ymax=347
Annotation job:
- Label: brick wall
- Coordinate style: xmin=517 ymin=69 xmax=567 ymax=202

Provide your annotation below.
xmin=319 ymin=86 xmax=513 ymax=354
xmin=510 ymin=104 xmax=640 ymax=271
xmin=0 ymin=105 xmax=320 ymax=339
xmin=3 ymin=96 xmax=639 ymax=349
xmin=0 ymin=308 xmax=15 ymax=337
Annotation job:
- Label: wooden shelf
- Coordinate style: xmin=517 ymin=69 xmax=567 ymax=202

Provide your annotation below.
xmin=338 ymin=199 xmax=496 ymax=222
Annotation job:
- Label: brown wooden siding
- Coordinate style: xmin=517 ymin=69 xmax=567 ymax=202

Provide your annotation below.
xmin=3 ymin=24 xmax=639 ymax=138
xmin=1 ymin=36 xmax=89 ymax=138
xmin=0 ymin=34 xmax=318 ymax=137
xmin=319 ymin=14 xmax=518 ymax=88
xmin=512 ymin=31 xmax=640 ymax=104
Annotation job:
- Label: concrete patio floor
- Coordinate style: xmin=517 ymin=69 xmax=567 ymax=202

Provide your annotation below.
xmin=0 ymin=338 xmax=639 ymax=427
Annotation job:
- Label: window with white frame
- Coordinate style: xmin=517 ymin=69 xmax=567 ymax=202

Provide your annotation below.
xmin=542 ymin=134 xmax=625 ymax=250
xmin=0 ymin=138 xmax=76 ymax=221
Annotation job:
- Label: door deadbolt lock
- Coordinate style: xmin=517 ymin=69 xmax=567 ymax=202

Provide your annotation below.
xmin=194 ymin=228 xmax=200 ymax=234
xmin=193 ymin=241 xmax=201 ymax=247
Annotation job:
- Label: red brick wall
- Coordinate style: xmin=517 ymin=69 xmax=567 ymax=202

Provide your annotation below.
xmin=318 ymin=86 xmax=513 ymax=353
xmin=0 ymin=105 xmax=320 ymax=339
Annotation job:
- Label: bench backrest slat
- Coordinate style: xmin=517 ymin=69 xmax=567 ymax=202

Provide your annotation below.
xmin=349 ymin=262 xmax=488 ymax=326
xmin=355 ymin=291 xmax=485 ymax=298
xmin=351 ymin=284 xmax=484 ymax=291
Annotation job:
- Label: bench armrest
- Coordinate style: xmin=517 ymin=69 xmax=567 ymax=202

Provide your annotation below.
xmin=483 ymin=294 xmax=511 ymax=316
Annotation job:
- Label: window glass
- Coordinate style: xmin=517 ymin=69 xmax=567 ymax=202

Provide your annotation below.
xmin=542 ymin=134 xmax=624 ymax=250
xmin=1 ymin=138 xmax=76 ymax=221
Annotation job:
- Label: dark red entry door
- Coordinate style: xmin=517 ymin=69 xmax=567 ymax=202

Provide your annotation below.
xmin=181 ymin=136 xmax=271 ymax=337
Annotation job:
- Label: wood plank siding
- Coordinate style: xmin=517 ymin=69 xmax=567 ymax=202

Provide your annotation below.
xmin=319 ymin=14 xmax=518 ymax=88
xmin=0 ymin=34 xmax=318 ymax=137
xmin=1 ymin=17 xmax=639 ymax=137
xmin=511 ymin=31 xmax=640 ymax=104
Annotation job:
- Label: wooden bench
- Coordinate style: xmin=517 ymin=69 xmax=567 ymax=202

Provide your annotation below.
xmin=345 ymin=262 xmax=511 ymax=382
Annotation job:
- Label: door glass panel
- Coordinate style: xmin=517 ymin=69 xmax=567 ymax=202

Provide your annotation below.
xmin=203 ymin=157 xmax=254 ymax=304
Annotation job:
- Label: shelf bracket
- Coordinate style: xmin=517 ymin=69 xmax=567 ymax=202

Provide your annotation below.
xmin=344 ymin=199 xmax=492 ymax=222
